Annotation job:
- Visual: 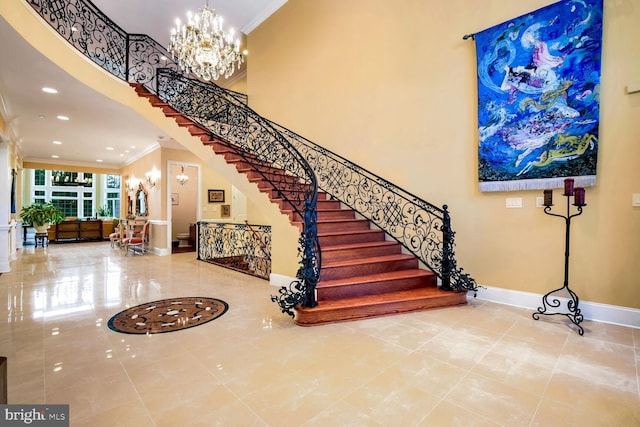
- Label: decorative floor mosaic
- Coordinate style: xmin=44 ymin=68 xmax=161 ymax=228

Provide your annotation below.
xmin=107 ymin=297 xmax=228 ymax=334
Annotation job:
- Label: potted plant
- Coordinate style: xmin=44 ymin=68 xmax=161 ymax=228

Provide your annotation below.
xmin=96 ymin=204 xmax=112 ymax=218
xmin=19 ymin=202 xmax=65 ymax=233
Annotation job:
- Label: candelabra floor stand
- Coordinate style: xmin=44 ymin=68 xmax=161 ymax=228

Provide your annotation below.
xmin=532 ymin=195 xmax=585 ymax=336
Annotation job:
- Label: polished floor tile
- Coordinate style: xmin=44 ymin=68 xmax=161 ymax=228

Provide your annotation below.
xmin=1 ymin=242 xmax=638 ymax=426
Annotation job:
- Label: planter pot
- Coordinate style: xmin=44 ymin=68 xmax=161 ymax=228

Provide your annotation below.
xmin=34 ymin=224 xmax=50 ymax=234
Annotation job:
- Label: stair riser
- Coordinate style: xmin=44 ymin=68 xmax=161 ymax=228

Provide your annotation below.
xmin=321 ymin=244 xmax=401 ymax=262
xmin=314 ymin=210 xmax=356 ymax=221
xmin=265 ymin=189 xmax=327 ymax=201
xmin=294 ymin=293 xmax=467 ymax=326
xmin=317 ymin=200 xmax=341 ymax=210
xmin=254 ymin=176 xmax=302 ymax=188
xmin=244 ymin=171 xmax=290 ymax=182
xmin=316 ymin=220 xmax=370 ymax=233
xmin=318 ymin=231 xmax=385 ymax=246
xmin=224 ymin=152 xmax=263 ymax=164
xmin=320 ymin=258 xmax=418 ymax=281
xmin=286 ymin=208 xmax=355 ymax=223
xmin=317 ymin=275 xmax=436 ymax=300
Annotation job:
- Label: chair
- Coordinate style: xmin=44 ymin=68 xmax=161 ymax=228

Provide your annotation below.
xmin=122 ymin=221 xmax=149 ymax=255
xmin=109 ymin=220 xmax=123 ymax=248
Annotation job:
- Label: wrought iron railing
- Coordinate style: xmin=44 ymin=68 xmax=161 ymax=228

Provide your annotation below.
xmin=197 ymin=221 xmax=271 ymax=280
xmin=155 ymin=69 xmax=320 ymax=314
xmin=269 ymin=122 xmax=477 ymax=292
xmin=25 ymin=0 xmax=477 ymax=317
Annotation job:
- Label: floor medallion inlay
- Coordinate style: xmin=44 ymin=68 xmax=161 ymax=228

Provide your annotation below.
xmin=107 ymin=297 xmax=228 ymax=334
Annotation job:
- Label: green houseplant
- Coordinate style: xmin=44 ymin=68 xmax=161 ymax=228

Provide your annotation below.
xmin=96 ymin=204 xmax=112 ymax=218
xmin=20 ymin=202 xmax=65 ymax=232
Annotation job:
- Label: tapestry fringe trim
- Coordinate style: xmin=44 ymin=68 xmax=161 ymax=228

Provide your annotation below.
xmin=479 ymin=176 xmax=596 ymax=192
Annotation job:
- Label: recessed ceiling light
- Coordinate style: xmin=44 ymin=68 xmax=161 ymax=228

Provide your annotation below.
xmin=130 ymin=145 xmax=136 ymax=149
xmin=51 ymin=155 xmax=59 ymax=158
xmin=120 ymin=154 xmax=124 ymax=157
xmin=96 ymin=159 xmax=103 ymax=163
xmin=105 ymin=147 xmax=114 ymax=151
xmin=124 ymin=150 xmax=130 ymax=153
xmin=56 ymin=115 xmax=70 ymax=121
xmin=52 ymin=140 xmax=62 ymax=145
xmin=38 ymin=115 xmax=45 ymax=119
xmin=42 ymin=87 xmax=58 ymax=94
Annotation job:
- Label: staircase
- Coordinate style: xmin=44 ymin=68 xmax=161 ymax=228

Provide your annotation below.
xmin=132 ymin=84 xmax=467 ymax=326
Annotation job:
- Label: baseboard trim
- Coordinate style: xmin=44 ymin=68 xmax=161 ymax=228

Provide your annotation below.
xmin=270 ymin=273 xmax=296 ymax=288
xmin=266 ymin=277 xmax=640 ymax=329
xmin=473 ymin=286 xmax=640 ymax=329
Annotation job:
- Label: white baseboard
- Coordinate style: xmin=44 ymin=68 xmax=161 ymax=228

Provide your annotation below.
xmin=266 ymin=276 xmax=640 ymax=329
xmin=150 ymin=247 xmax=171 ymax=256
xmin=270 ymin=273 xmax=296 ymax=288
xmin=473 ymin=286 xmax=640 ymax=329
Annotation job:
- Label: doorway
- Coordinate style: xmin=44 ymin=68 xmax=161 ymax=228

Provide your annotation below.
xmin=169 ymin=163 xmax=199 ymax=253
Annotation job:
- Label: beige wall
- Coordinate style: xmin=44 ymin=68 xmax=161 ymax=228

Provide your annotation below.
xmin=248 ymin=0 xmax=640 ymax=308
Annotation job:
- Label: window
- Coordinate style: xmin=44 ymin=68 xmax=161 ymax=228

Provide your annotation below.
xmin=83 ymin=200 xmax=93 ymax=217
xmin=34 ymin=170 xmax=45 ymax=186
xmin=28 ymin=169 xmax=119 ymax=219
xmin=51 ymin=199 xmax=78 ymax=218
xmin=105 ymin=175 xmax=121 ymax=218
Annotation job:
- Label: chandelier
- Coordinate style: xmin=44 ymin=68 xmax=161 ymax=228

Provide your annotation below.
xmin=168 ymin=0 xmax=244 ymax=81
xmin=176 ymin=166 xmax=189 ymax=186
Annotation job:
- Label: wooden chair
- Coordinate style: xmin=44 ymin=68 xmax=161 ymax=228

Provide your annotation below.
xmin=122 ymin=221 xmax=149 ymax=255
xmin=109 ymin=220 xmax=124 ymax=248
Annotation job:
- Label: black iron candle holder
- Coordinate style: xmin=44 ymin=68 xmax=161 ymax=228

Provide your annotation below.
xmin=532 ymin=180 xmax=586 ymax=335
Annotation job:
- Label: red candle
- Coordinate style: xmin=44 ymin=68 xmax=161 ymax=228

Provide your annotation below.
xmin=543 ymin=189 xmax=553 ymax=206
xmin=564 ymin=178 xmax=574 ymax=196
xmin=574 ymin=187 xmax=585 ymax=206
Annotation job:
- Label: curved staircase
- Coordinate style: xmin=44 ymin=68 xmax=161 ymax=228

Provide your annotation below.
xmin=132 ymin=84 xmax=467 ymax=326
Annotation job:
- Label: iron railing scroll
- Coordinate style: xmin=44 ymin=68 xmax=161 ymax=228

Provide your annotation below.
xmin=197 ymin=221 xmax=272 ymax=280
xmin=28 ymin=0 xmax=128 ymax=79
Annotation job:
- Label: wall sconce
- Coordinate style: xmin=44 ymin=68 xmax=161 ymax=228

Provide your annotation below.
xmin=145 ymin=168 xmax=160 ymax=190
xmin=176 ymin=165 xmax=189 ymax=186
xmin=125 ymin=176 xmax=137 ymax=193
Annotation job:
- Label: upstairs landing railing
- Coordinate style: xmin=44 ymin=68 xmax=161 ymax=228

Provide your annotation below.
xmin=25 ymin=0 xmax=477 ymax=319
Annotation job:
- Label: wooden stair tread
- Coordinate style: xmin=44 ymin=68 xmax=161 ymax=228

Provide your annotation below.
xmin=318 ymin=229 xmax=382 ymax=237
xmin=321 ymin=241 xmax=397 ymax=252
xmin=318 ymin=269 xmax=434 ymax=287
xmin=298 ymin=287 xmax=461 ymax=311
xmin=322 ymin=253 xmax=415 ymax=268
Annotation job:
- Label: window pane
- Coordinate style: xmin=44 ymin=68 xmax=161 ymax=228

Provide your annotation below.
xmin=35 ymin=190 xmax=45 ymax=196
xmin=51 ymin=199 xmax=77 ymax=217
xmin=83 ymin=192 xmax=92 ymax=197
xmin=107 ymin=175 xmax=121 ymax=188
xmin=83 ymin=200 xmax=93 ymax=217
xmin=34 ymin=170 xmax=45 ymax=186
xmin=52 ymin=191 xmax=77 ymax=197
xmin=107 ymin=192 xmax=119 ymax=198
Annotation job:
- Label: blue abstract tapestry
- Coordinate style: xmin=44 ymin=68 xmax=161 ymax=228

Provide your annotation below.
xmin=475 ymin=0 xmax=603 ymax=191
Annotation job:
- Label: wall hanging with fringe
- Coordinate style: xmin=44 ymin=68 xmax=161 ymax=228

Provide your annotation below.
xmin=472 ymin=0 xmax=603 ymax=192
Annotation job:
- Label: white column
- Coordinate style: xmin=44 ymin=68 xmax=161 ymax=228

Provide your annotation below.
xmin=0 ymin=141 xmax=11 ymax=272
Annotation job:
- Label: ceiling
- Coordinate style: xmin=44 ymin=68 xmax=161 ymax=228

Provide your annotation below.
xmin=0 ymin=0 xmax=286 ymax=170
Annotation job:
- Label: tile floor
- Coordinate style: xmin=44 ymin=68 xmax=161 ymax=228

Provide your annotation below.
xmin=1 ymin=242 xmax=639 ymax=426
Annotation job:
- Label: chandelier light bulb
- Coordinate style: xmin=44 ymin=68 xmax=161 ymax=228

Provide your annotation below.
xmin=168 ymin=0 xmax=244 ymax=81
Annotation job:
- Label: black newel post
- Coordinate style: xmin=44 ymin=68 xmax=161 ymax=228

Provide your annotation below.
xmin=532 ymin=179 xmax=586 ymax=335
xmin=440 ymin=205 xmax=453 ymax=291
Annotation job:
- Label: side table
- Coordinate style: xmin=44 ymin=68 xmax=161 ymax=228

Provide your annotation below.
xmin=35 ymin=232 xmax=48 ymax=247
